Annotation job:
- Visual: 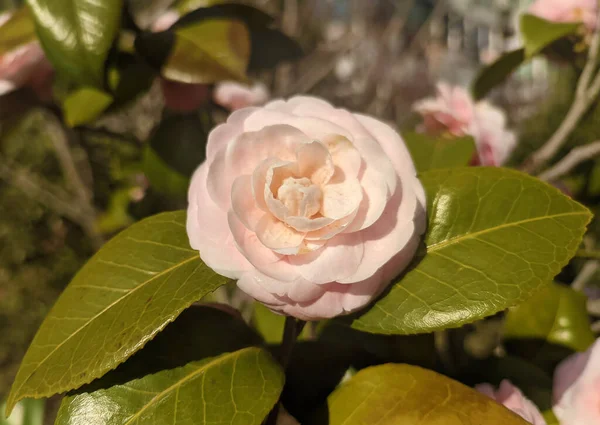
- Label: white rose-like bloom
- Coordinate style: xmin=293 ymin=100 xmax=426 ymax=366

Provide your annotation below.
xmin=187 ymin=96 xmax=426 ymax=320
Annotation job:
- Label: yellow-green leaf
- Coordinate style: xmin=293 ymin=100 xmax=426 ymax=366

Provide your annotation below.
xmin=55 ymin=347 xmax=284 ymax=425
xmin=7 ymin=211 xmax=227 ymax=414
xmin=504 ymin=282 xmax=595 ymax=352
xmin=404 ymin=132 xmax=476 ymax=173
xmin=350 ymin=167 xmax=592 ymax=335
xmin=324 ymin=364 xmax=530 ymax=425
xmin=62 ymin=87 xmax=113 ymax=127
xmin=0 ymin=6 xmax=37 ymax=56
xmin=520 ymin=14 xmax=581 ymax=58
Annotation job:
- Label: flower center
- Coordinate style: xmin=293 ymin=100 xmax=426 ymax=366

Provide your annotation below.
xmin=276 ymin=177 xmax=322 ymax=218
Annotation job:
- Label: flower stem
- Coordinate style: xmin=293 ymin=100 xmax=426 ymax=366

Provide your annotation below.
xmin=264 ymin=316 xmax=306 ymax=425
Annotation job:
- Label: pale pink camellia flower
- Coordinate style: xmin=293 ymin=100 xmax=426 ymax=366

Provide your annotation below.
xmin=552 ymin=338 xmax=600 ymax=425
xmin=0 ymin=12 xmax=54 ymax=99
xmin=213 ymin=81 xmax=270 ymax=111
xmin=187 ymin=96 xmax=426 ymax=320
xmin=528 ymin=0 xmax=597 ymax=32
xmin=413 ymin=83 xmax=517 ymax=167
xmin=476 ymin=380 xmax=547 ymax=425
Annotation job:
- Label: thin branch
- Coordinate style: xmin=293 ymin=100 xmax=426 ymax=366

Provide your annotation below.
xmin=538 ymin=140 xmax=600 ymax=181
xmin=522 ymin=5 xmax=600 ymax=174
xmin=572 ymin=260 xmax=599 ymax=291
xmin=576 ymin=249 xmax=600 ymax=260
xmin=588 ymin=299 xmax=600 ymax=316
xmin=0 ymin=160 xmax=85 ymax=224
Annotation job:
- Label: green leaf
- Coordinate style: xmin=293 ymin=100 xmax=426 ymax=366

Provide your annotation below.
xmin=520 ymin=14 xmax=581 ymax=58
xmin=504 ymin=282 xmax=595 ymax=352
xmin=62 ymin=87 xmax=113 ymax=127
xmin=0 ymin=399 xmax=44 ymax=425
xmin=349 ymin=167 xmax=592 ymax=335
xmin=472 ymin=49 xmax=526 ymax=100
xmin=135 ymin=19 xmax=250 ymax=84
xmin=322 ymin=364 xmax=530 ymax=425
xmin=543 ymin=409 xmax=560 ymax=425
xmin=0 ymin=6 xmax=37 ymax=56
xmin=403 ymin=132 xmax=476 ymax=173
xmin=55 ymin=347 xmax=284 ymax=425
xmin=107 ymin=53 xmax=156 ymax=106
xmin=142 ymin=147 xmax=189 ymax=197
xmin=7 ymin=211 xmax=228 ymax=414
xmin=26 ymin=0 xmax=123 ymax=87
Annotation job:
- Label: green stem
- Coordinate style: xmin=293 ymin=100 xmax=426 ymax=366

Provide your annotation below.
xmin=264 ymin=316 xmax=306 ymax=425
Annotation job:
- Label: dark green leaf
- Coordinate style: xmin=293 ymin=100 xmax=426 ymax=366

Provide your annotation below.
xmin=504 ymin=282 xmax=595 ymax=352
xmin=321 ymin=364 xmax=529 ymax=425
xmin=55 ymin=347 xmax=284 ymax=425
xmin=62 ymin=87 xmax=113 ymax=127
xmin=520 ymin=14 xmax=581 ymax=58
xmin=280 ymin=341 xmax=354 ymax=424
xmin=472 ymin=49 xmax=526 ymax=100
xmin=349 ymin=167 xmax=591 ymax=335
xmin=78 ymin=304 xmax=264 ymax=392
xmin=0 ymin=6 xmax=37 ymax=56
xmin=108 ymin=53 xmax=156 ymax=106
xmin=26 ymin=0 xmax=123 ymax=87
xmin=143 ymin=147 xmax=190 ymax=197
xmin=247 ymin=27 xmax=302 ymax=71
xmin=7 ymin=211 xmax=228 ymax=413
xmin=404 ymin=132 xmax=476 ymax=173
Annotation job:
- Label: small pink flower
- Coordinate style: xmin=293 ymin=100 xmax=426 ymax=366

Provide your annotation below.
xmin=186 ymin=96 xmax=426 ymax=320
xmin=413 ymin=83 xmax=516 ymax=167
xmin=553 ymin=338 xmax=600 ymax=425
xmin=413 ymin=83 xmax=475 ymax=137
xmin=151 ymin=9 xmax=180 ymax=32
xmin=476 ymin=380 xmax=547 ymax=425
xmin=213 ymin=81 xmax=270 ymax=111
xmin=0 ymin=12 xmax=54 ymax=98
xmin=529 ymin=0 xmax=597 ymax=32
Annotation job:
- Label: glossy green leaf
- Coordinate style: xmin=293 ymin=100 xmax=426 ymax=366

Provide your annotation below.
xmin=62 ymin=87 xmax=113 ymax=127
xmin=349 ymin=167 xmax=591 ymax=335
xmin=0 ymin=399 xmax=44 ymax=425
xmin=136 ymin=19 xmax=250 ymax=84
xmin=323 ymin=364 xmax=529 ymax=425
xmin=404 ymin=132 xmax=475 ymax=173
xmin=0 ymin=6 xmax=36 ymax=56
xmin=504 ymin=282 xmax=595 ymax=352
xmin=26 ymin=0 xmax=123 ymax=86
xmin=520 ymin=14 xmax=581 ymax=58
xmin=55 ymin=347 xmax=284 ymax=425
xmin=472 ymin=49 xmax=526 ymax=100
xmin=7 ymin=211 xmax=228 ymax=414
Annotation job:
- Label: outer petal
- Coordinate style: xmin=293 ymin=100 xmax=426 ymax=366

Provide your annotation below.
xmin=340 ymin=176 xmax=421 ymax=283
xmin=343 ymin=164 xmax=390 ymax=233
xmin=187 ymin=164 xmax=252 ymax=278
xmin=237 ymin=270 xmax=325 ymax=303
xmin=205 ymin=107 xmax=259 ymax=161
xmin=288 ymin=232 xmax=364 ymax=284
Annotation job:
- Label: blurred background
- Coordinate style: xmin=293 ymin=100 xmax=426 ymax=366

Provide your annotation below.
xmin=0 ymin=0 xmax=595 ymax=423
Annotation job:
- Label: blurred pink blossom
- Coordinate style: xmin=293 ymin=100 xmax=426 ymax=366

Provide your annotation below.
xmin=413 ymin=83 xmax=516 ymax=167
xmin=213 ymin=81 xmax=270 ymax=111
xmin=476 ymin=380 xmax=547 ymax=425
xmin=553 ymin=338 xmax=600 ymax=425
xmin=529 ymin=0 xmax=597 ymax=32
xmin=0 ymin=12 xmax=54 ymax=98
